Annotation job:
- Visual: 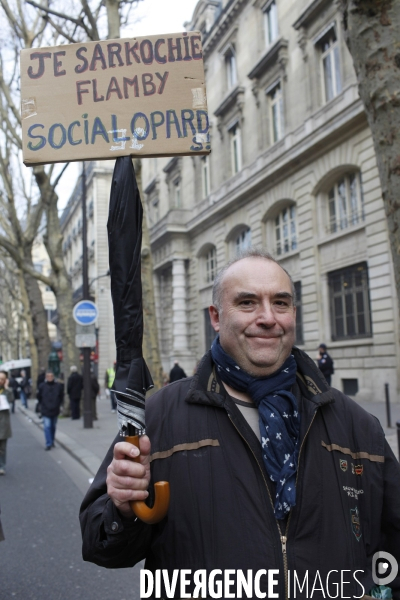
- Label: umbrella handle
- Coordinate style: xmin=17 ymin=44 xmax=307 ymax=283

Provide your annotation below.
xmin=126 ymin=435 xmax=170 ymax=525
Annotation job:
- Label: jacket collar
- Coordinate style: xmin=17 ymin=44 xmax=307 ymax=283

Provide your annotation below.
xmin=186 ymin=347 xmax=335 ymax=408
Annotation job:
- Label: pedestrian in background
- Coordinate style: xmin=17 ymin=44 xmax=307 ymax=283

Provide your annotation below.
xmin=37 ymin=371 xmax=64 ymax=450
xmin=0 ymin=371 xmax=13 ymax=475
xmin=104 ymin=363 xmax=117 ymax=413
xmin=36 ymin=367 xmax=45 ymax=389
xmin=67 ymin=365 xmax=83 ymax=420
xmin=19 ymin=369 xmax=30 ymax=409
xmin=169 ymin=360 xmax=187 ymax=383
xmin=8 ymin=374 xmax=19 ymax=414
xmin=90 ymin=371 xmax=100 ymax=421
xmin=317 ymin=343 xmax=334 ymax=386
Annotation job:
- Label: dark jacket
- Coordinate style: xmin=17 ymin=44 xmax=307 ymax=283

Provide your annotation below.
xmin=37 ymin=381 xmax=64 ymax=417
xmin=67 ymin=372 xmax=83 ymax=399
xmin=317 ymin=351 xmax=334 ymax=378
xmin=80 ymin=348 xmax=400 ymax=599
xmin=90 ymin=374 xmax=100 ymax=400
xmin=168 ymin=363 xmax=187 ymax=382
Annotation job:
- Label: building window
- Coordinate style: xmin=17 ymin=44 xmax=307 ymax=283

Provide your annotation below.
xmin=327 ymin=172 xmax=364 ymax=234
xmin=205 ymin=247 xmax=217 ymax=283
xmin=328 ymin=262 xmax=372 ymax=341
xmin=149 ymin=198 xmax=159 ymax=224
xmin=268 ymin=83 xmax=284 ymax=143
xmin=173 ymin=178 xmax=181 ymax=208
xmin=229 ymin=123 xmax=242 ymax=175
xmin=318 ymin=26 xmax=342 ymax=103
xmin=204 ymin=307 xmax=217 ymax=350
xmin=225 ymin=46 xmax=237 ymax=89
xmin=294 ymin=281 xmax=303 ymax=345
xmin=264 ymin=1 xmax=279 ymax=47
xmin=235 ymin=228 xmax=251 ymax=254
xmin=275 ymin=206 xmax=297 ymax=255
xmin=202 ymin=155 xmax=210 ymax=198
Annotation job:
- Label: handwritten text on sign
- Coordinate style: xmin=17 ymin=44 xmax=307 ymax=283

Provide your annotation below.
xmin=21 ymin=33 xmax=210 ymax=164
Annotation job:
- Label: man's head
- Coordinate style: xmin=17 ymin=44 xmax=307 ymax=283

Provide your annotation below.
xmin=70 ymin=365 xmax=77 ymax=372
xmin=45 ymin=370 xmax=55 ymax=383
xmin=0 ymin=371 xmax=7 ymax=388
xmin=319 ymin=344 xmax=327 ymax=355
xmin=209 ymin=249 xmax=297 ymax=377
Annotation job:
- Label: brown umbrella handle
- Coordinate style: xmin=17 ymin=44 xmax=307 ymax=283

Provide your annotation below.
xmin=126 ymin=435 xmax=170 ymax=525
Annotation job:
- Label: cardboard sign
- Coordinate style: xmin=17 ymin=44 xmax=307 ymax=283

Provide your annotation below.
xmin=20 ymin=33 xmax=210 ymax=165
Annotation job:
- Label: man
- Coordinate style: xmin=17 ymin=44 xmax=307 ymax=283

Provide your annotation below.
xmin=90 ymin=370 xmax=100 ymax=421
xmin=104 ymin=362 xmax=117 ymax=413
xmin=0 ymin=371 xmax=14 ymax=475
xmin=80 ymin=250 xmax=400 ymax=599
xmin=317 ymin=343 xmax=334 ymax=386
xmin=168 ymin=360 xmax=187 ymax=383
xmin=37 ymin=370 xmax=64 ymax=450
xmin=67 ymin=365 xmax=83 ymax=420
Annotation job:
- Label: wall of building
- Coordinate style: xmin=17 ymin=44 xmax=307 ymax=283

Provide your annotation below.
xmin=141 ymin=0 xmax=400 ymax=400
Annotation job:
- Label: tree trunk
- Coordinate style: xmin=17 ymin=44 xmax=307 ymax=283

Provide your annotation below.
xmin=133 ymin=159 xmax=163 ymax=391
xmin=341 ymin=0 xmax=400 ymax=314
xmin=18 ymin=271 xmax=39 ymax=396
xmin=22 ymin=256 xmax=51 ymax=373
xmin=105 ymin=0 xmax=120 ymax=39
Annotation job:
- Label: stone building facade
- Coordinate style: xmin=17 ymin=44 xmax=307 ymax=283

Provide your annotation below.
xmin=141 ymin=0 xmax=400 ymax=400
xmin=60 ymin=161 xmax=116 ymax=380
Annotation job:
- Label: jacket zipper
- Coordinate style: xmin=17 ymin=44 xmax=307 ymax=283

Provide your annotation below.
xmin=228 ymin=409 xmax=317 ymax=600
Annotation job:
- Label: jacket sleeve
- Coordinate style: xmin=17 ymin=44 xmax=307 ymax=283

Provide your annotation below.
xmin=79 ymin=434 xmax=153 ymax=568
xmin=381 ymin=440 xmax=400 ymax=599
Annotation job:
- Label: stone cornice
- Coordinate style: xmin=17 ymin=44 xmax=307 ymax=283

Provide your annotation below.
xmin=202 ymin=0 xmax=248 ymax=57
xmin=247 ymin=38 xmax=289 ymax=80
xmin=214 ymin=85 xmax=245 ymax=117
xmin=292 ymin=0 xmax=331 ymax=30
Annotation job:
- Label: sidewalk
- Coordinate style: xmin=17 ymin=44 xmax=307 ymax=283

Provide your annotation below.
xmin=19 ymin=393 xmax=400 ymax=477
xmin=19 ymin=393 xmax=120 ymax=477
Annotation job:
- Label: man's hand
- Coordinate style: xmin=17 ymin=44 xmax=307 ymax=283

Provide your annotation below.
xmin=106 ymin=435 xmax=151 ymax=519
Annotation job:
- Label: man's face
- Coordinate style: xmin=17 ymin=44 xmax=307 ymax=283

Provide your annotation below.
xmin=0 ymin=373 xmax=6 ymax=388
xmin=46 ymin=372 xmax=54 ymax=383
xmin=209 ymin=257 xmax=296 ymax=377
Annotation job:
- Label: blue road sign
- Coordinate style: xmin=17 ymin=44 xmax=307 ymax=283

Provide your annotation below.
xmin=73 ymin=300 xmax=98 ymax=326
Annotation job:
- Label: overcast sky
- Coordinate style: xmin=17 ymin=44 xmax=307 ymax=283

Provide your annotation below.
xmin=56 ymin=0 xmax=200 ymax=209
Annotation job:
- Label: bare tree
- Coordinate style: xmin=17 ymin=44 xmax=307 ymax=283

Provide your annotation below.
xmin=340 ymin=0 xmax=400 ymax=319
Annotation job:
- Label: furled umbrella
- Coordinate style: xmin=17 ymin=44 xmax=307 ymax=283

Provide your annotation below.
xmin=107 ymin=156 xmax=169 ymax=524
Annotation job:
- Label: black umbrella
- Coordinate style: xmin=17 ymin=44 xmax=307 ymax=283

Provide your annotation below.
xmin=107 ymin=156 xmax=169 ymax=524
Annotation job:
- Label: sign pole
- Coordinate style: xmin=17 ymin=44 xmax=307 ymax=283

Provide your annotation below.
xmin=81 ymin=162 xmax=93 ymax=429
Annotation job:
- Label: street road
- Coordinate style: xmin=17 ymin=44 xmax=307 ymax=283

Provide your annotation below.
xmin=0 ymin=411 xmax=142 ymax=600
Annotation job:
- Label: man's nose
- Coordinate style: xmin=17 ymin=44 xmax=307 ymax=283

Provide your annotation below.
xmin=255 ymin=302 xmax=276 ymax=326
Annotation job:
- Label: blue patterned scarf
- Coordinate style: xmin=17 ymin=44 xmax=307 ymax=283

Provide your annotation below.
xmin=211 ymin=335 xmax=300 ymax=520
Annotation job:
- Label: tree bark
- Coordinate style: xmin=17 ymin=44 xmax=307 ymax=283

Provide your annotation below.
xmin=22 ymin=256 xmax=51 ymax=372
xmin=18 ymin=271 xmax=39 ymax=396
xmin=340 ymin=0 xmax=400 ymax=315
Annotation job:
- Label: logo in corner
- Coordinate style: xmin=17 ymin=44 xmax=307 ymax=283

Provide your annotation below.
xmin=350 ymin=506 xmax=362 ymax=541
xmin=340 ymin=459 xmax=348 ymax=472
xmin=372 ymin=551 xmax=399 ymax=586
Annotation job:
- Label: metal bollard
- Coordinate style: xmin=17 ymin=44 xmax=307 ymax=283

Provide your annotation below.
xmin=397 ymin=421 xmax=400 ymax=462
xmin=385 ymin=383 xmax=392 ymax=428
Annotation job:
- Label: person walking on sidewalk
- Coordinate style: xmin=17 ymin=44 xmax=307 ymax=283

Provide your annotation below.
xmin=19 ymin=369 xmax=30 ymax=409
xmin=104 ymin=363 xmax=117 ymax=413
xmin=37 ymin=371 xmax=64 ymax=450
xmin=0 ymin=371 xmax=13 ymax=475
xmin=169 ymin=360 xmax=187 ymax=383
xmin=90 ymin=371 xmax=100 ymax=421
xmin=67 ymin=366 xmax=83 ymax=420
xmin=317 ymin=343 xmax=334 ymax=386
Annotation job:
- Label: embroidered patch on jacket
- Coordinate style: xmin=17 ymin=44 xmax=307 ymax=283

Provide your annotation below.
xmin=350 ymin=506 xmax=362 ymax=541
xmin=353 ymin=464 xmax=364 ymax=476
xmin=340 ymin=459 xmax=348 ymax=472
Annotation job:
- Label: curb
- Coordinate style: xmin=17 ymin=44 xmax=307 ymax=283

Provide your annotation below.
xmin=18 ymin=406 xmax=101 ymax=477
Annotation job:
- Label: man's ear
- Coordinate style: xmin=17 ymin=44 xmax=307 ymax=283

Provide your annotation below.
xmin=209 ymin=305 xmax=220 ymax=332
